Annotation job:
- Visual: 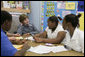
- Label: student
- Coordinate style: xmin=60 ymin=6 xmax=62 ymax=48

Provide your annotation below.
xmin=62 ymin=14 xmax=84 ymax=53
xmin=1 ymin=11 xmax=30 ymax=56
xmin=33 ymin=16 xmax=66 ymax=44
xmin=17 ymin=14 xmax=39 ymax=36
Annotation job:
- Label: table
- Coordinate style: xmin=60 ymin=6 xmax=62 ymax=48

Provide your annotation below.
xmin=13 ymin=40 xmax=84 ymax=56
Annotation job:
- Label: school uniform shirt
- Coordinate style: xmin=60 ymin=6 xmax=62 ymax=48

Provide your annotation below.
xmin=1 ymin=28 xmax=17 ymax=56
xmin=17 ymin=23 xmax=39 ymax=35
xmin=45 ymin=24 xmax=64 ymax=39
xmin=62 ymin=27 xmax=84 ymax=53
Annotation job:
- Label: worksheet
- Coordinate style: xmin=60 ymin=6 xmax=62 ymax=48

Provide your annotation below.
xmin=27 ymin=45 xmax=68 ymax=54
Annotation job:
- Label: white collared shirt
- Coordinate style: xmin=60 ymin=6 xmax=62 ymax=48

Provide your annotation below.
xmin=63 ymin=28 xmax=84 ymax=53
xmin=45 ymin=24 xmax=64 ymax=39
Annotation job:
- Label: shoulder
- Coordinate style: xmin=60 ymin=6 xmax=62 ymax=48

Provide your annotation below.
xmin=76 ymin=28 xmax=84 ymax=36
xmin=77 ymin=29 xmax=84 ymax=39
xmin=1 ymin=30 xmax=11 ymax=44
xmin=18 ymin=24 xmax=23 ymax=28
xmin=58 ymin=31 xmax=66 ymax=35
xmin=1 ymin=30 xmax=6 ymax=38
xmin=57 ymin=24 xmax=64 ymax=31
xmin=29 ymin=23 xmax=34 ymax=27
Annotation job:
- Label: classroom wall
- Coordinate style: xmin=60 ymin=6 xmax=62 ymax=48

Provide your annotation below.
xmin=8 ymin=1 xmax=84 ymax=33
xmin=28 ymin=1 xmax=42 ymax=32
xmin=8 ymin=13 xmax=21 ymax=33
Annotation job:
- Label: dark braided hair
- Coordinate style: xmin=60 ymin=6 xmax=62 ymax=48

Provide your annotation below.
xmin=48 ymin=16 xmax=62 ymax=26
xmin=64 ymin=13 xmax=81 ymax=28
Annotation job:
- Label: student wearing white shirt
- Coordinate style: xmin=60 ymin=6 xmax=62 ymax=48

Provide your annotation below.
xmin=62 ymin=14 xmax=84 ymax=53
xmin=34 ymin=14 xmax=84 ymax=53
xmin=33 ymin=16 xmax=66 ymax=44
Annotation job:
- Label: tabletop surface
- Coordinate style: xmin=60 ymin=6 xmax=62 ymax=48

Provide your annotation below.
xmin=13 ymin=36 xmax=84 ymax=56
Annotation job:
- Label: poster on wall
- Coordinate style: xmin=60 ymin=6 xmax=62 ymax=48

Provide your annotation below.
xmin=65 ymin=2 xmax=75 ymax=10
xmin=79 ymin=12 xmax=84 ymax=31
xmin=57 ymin=2 xmax=65 ymax=9
xmin=41 ymin=1 xmax=78 ymax=31
xmin=40 ymin=1 xmax=44 ymax=31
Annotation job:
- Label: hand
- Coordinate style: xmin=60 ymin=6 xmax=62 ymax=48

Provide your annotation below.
xmin=9 ymin=39 xmax=21 ymax=44
xmin=20 ymin=39 xmax=27 ymax=44
xmin=34 ymin=34 xmax=40 ymax=37
xmin=8 ymin=37 xmax=16 ymax=41
xmin=14 ymin=33 xmax=21 ymax=37
xmin=22 ymin=41 xmax=31 ymax=50
xmin=33 ymin=37 xmax=44 ymax=43
xmin=23 ymin=33 xmax=31 ymax=37
xmin=15 ymin=39 xmax=27 ymax=44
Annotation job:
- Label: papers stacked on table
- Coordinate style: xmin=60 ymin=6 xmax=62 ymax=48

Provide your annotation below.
xmin=27 ymin=45 xmax=68 ymax=54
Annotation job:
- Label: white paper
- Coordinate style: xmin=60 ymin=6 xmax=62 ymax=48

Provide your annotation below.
xmin=27 ymin=45 xmax=68 ymax=54
xmin=45 ymin=43 xmax=53 ymax=46
xmin=25 ymin=36 xmax=35 ymax=41
xmin=28 ymin=45 xmax=51 ymax=54
xmin=51 ymin=46 xmax=68 ymax=53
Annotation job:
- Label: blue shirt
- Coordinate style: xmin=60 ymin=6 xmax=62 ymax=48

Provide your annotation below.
xmin=1 ymin=28 xmax=17 ymax=56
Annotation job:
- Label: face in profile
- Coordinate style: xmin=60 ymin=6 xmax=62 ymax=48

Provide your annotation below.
xmin=23 ymin=18 xmax=29 ymax=25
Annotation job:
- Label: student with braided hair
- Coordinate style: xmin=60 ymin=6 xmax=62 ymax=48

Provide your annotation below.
xmin=33 ymin=16 xmax=65 ymax=44
xmin=62 ymin=14 xmax=84 ymax=53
